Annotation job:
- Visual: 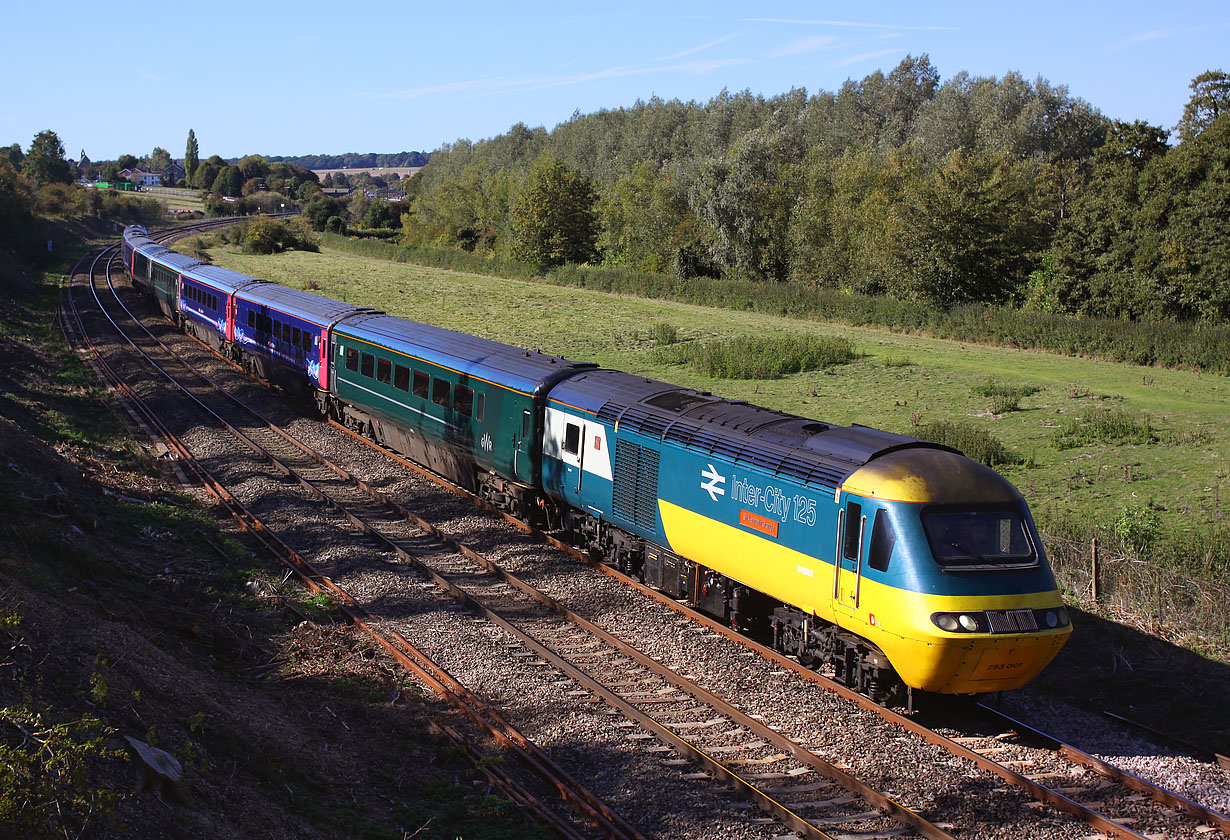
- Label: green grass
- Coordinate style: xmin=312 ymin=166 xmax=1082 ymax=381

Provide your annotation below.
xmin=203 ymin=244 xmax=1230 ymax=584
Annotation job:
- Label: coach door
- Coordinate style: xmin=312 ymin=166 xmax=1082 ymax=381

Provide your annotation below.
xmin=834 ymin=500 xmax=866 ymax=612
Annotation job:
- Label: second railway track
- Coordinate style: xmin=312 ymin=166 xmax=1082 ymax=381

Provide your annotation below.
xmin=62 ymin=230 xmax=1230 ymax=839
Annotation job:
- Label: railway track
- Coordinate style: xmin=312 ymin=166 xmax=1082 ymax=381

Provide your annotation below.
xmin=72 ymin=232 xmax=948 ymax=838
xmin=60 ymin=230 xmax=1230 ymax=839
xmin=63 ymin=238 xmax=644 ymax=840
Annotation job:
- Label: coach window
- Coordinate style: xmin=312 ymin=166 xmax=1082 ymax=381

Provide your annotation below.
xmin=475 ymin=393 xmax=485 ymax=422
xmin=345 ymin=347 xmax=359 ymax=371
xmin=394 ymin=364 xmax=410 ymax=392
xmin=412 ymin=371 xmax=429 ymax=399
xmin=302 ymin=331 xmax=313 ymax=352
xmin=522 ymin=410 xmax=531 ymax=440
xmin=292 ymin=327 xmax=302 ymax=348
xmin=273 ymin=321 xmax=282 ymax=340
xmin=247 ymin=310 xmax=255 ymax=328
xmin=360 ymin=353 xmax=374 ymax=378
xmin=376 ymin=358 xmax=392 ymax=385
xmin=563 ymin=422 xmax=581 ymax=455
xmin=842 ymin=501 xmax=863 ymax=562
xmin=432 ymin=377 xmax=451 ymax=407
xmin=868 ymin=510 xmax=896 ymax=572
xmin=453 ymin=386 xmax=473 ymax=417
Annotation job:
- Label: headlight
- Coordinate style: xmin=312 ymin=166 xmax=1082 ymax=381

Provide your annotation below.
xmin=931 ymin=612 xmax=984 ymax=633
xmin=934 ymin=613 xmax=959 ymax=632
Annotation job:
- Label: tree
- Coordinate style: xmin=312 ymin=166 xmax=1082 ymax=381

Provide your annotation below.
xmin=184 ymin=129 xmax=199 ymax=184
xmin=116 ymin=154 xmax=138 ymax=172
xmin=22 ymin=130 xmax=75 ymax=184
xmin=1175 ymin=70 xmax=1230 ymax=143
xmin=192 ymin=155 xmax=225 ymax=190
xmin=147 ymin=146 xmax=172 ymax=174
xmin=211 ymin=165 xmax=243 ymax=197
xmin=511 ymin=153 xmax=598 ymax=267
xmin=1 ymin=143 xmax=22 ymax=169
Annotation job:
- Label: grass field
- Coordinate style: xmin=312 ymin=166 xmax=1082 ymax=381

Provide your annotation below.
xmin=206 ymin=244 xmax=1228 ymax=585
xmin=144 ymin=190 xmax=205 ymax=214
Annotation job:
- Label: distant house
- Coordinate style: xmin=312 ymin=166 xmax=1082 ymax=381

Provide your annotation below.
xmin=163 ymin=161 xmax=185 ymax=184
xmin=77 ymin=152 xmax=93 ymax=179
xmin=365 ymin=188 xmax=405 ymax=202
xmin=125 ymin=169 xmax=162 ymax=187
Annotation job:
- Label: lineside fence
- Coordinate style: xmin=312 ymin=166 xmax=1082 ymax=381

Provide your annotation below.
xmin=1045 ymin=532 xmax=1230 ymax=657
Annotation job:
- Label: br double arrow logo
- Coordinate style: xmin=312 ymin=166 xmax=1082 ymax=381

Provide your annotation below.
xmin=700 ymin=464 xmax=726 ymax=502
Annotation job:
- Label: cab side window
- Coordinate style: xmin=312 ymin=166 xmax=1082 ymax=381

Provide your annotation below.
xmin=868 ymin=510 xmax=896 ymax=572
xmin=842 ymin=501 xmax=863 ymax=561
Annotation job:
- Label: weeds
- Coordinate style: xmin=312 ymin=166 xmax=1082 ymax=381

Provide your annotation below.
xmin=653 ymin=334 xmax=856 ymax=379
xmin=1052 ymin=408 xmax=1159 ymax=449
xmin=913 ymin=420 xmax=1023 ymax=466
xmin=650 ymin=323 xmax=678 ymax=346
xmin=971 ymin=380 xmax=1041 ymax=414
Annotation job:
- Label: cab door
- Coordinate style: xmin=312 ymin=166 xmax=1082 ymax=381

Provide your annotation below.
xmin=834 ymin=500 xmax=866 ymax=613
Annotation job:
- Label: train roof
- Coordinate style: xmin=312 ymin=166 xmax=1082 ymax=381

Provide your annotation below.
xmin=333 ymin=313 xmax=595 ymax=396
xmin=237 ymin=282 xmax=369 ymax=326
xmin=184 ymin=264 xmax=269 ymax=294
xmin=548 ymin=368 xmax=955 ymax=491
xmin=150 ymin=249 xmax=204 ymax=274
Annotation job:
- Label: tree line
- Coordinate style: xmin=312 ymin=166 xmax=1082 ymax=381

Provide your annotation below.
xmin=264 ymin=152 xmax=430 ymax=169
xmin=399 ymin=58 xmax=1229 ymax=323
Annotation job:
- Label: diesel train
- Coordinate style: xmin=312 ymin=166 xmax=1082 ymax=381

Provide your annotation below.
xmin=122 ymin=224 xmax=1072 ymax=702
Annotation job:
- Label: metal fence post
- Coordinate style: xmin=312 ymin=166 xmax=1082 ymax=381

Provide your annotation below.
xmin=1090 ymin=537 xmax=1099 ymax=603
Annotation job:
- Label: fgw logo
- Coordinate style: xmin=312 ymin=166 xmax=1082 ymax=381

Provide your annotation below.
xmin=700 ymin=464 xmax=726 ymax=501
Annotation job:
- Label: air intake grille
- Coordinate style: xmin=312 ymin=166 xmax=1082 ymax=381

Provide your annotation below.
xmin=985 ymin=609 xmax=1039 ymax=634
xmin=612 ymin=440 xmax=660 ymax=531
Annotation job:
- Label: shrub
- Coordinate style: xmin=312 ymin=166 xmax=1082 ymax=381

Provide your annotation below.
xmin=0 ymin=705 xmax=123 ymax=835
xmin=913 ymin=420 xmax=1023 ymax=466
xmin=653 ymin=334 xmax=856 ymax=379
xmin=1114 ymin=506 xmax=1162 ymax=554
xmin=241 ymin=217 xmax=319 ymax=255
xmin=1052 ymin=408 xmax=1158 ymax=449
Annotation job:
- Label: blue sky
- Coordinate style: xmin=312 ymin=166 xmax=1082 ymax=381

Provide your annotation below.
xmin=3 ymin=1 xmax=1225 ymax=161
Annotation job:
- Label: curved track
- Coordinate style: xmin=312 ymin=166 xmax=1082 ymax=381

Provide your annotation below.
xmin=60 ymin=229 xmax=1230 ymax=840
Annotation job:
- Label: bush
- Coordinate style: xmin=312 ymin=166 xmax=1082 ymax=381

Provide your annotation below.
xmin=913 ymin=420 xmax=1023 ymax=466
xmin=653 ymin=334 xmax=856 ymax=379
xmin=241 ymin=217 xmax=319 ymax=255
